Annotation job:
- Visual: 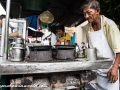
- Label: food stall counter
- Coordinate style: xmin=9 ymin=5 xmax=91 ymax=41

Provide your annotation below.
xmin=0 ymin=58 xmax=112 ymax=75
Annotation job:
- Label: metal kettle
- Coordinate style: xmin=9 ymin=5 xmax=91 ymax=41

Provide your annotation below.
xmin=9 ymin=37 xmax=29 ymax=62
xmin=9 ymin=46 xmax=25 ymax=61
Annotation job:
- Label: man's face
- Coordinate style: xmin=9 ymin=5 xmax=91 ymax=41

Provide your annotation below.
xmin=83 ymin=6 xmax=100 ymax=23
xmin=57 ymin=30 xmax=64 ymax=36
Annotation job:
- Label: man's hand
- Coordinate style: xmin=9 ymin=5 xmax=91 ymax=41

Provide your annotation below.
xmin=108 ymin=65 xmax=118 ymax=83
xmin=108 ymin=53 xmax=120 ymax=83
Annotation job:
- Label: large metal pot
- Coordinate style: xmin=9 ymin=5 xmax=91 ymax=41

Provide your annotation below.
xmin=53 ymin=45 xmax=77 ymax=60
xmin=28 ymin=45 xmax=52 ymax=62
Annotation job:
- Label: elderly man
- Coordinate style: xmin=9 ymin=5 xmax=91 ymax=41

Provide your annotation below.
xmin=81 ymin=0 xmax=120 ymax=90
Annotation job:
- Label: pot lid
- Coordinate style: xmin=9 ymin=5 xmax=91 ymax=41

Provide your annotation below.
xmin=29 ymin=45 xmax=52 ymax=50
xmin=12 ymin=47 xmax=25 ymax=49
xmin=54 ymin=45 xmax=75 ymax=49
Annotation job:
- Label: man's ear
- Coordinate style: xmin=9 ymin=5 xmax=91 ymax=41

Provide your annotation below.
xmin=96 ymin=8 xmax=100 ymax=14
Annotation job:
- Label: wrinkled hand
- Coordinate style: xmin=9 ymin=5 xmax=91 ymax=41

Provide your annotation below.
xmin=108 ymin=66 xmax=118 ymax=83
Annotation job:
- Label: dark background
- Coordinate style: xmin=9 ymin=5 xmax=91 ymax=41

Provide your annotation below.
xmin=0 ymin=0 xmax=120 ymax=27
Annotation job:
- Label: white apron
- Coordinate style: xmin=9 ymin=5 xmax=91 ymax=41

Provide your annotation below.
xmin=88 ymin=17 xmax=119 ymax=90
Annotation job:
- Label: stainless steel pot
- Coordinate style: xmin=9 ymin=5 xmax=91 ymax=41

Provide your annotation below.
xmin=9 ymin=47 xmax=25 ymax=61
xmin=83 ymin=48 xmax=97 ymax=60
xmin=15 ymin=37 xmax=24 ymax=44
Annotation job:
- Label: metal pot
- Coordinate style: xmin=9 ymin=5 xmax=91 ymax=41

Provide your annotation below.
xmin=28 ymin=46 xmax=52 ymax=62
xmin=9 ymin=47 xmax=25 ymax=61
xmin=53 ymin=45 xmax=77 ymax=60
xmin=15 ymin=37 xmax=24 ymax=44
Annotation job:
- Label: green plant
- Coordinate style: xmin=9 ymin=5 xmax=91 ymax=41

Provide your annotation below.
xmin=99 ymin=0 xmax=120 ymax=25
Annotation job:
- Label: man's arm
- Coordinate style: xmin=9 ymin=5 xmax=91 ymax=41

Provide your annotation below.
xmin=108 ymin=53 xmax=120 ymax=83
xmin=106 ymin=19 xmax=120 ymax=83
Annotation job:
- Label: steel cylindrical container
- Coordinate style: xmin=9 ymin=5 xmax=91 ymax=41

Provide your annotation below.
xmin=10 ymin=47 xmax=25 ymax=61
xmin=83 ymin=48 xmax=97 ymax=60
